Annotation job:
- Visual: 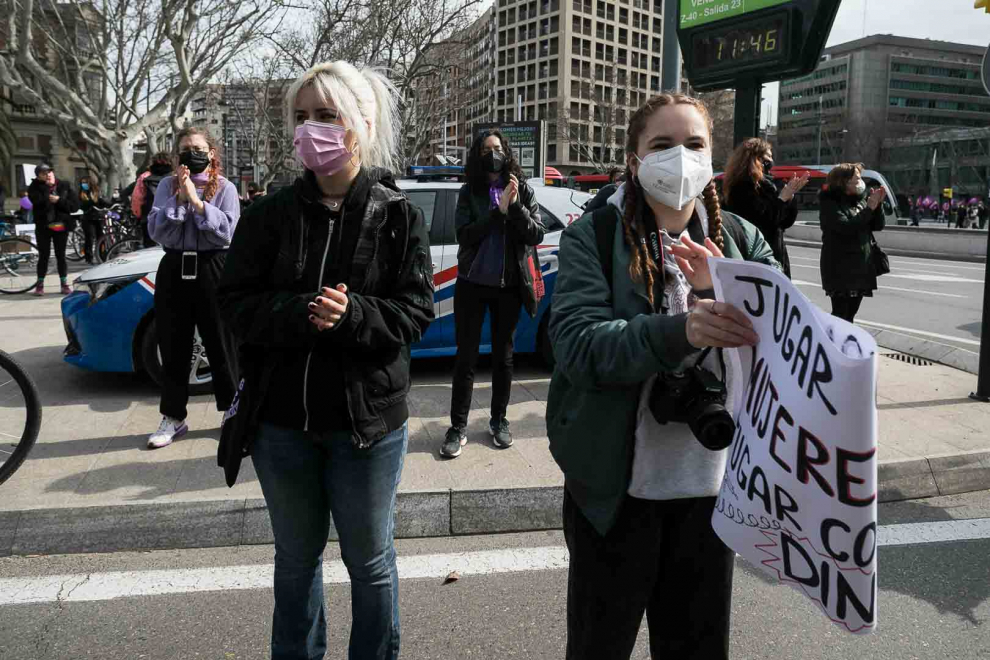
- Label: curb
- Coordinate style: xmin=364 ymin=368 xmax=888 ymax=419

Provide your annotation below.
xmin=786 ymin=238 xmax=987 ymax=264
xmin=862 ymin=326 xmax=980 ymax=376
xmin=4 ymin=447 xmax=990 ymax=556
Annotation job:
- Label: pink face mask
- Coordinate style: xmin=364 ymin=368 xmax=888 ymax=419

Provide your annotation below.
xmin=294 ymin=120 xmax=353 ymax=176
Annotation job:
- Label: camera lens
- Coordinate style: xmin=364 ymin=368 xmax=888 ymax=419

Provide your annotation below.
xmin=690 ymin=403 xmax=735 ymax=451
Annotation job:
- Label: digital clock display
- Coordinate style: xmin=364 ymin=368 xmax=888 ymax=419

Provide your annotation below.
xmin=690 ymin=12 xmax=789 ymax=72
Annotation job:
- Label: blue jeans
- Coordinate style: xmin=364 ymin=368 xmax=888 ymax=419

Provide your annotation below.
xmin=252 ymin=422 xmax=408 ymax=660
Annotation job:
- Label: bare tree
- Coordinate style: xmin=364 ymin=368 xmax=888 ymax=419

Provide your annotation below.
xmin=698 ymin=89 xmax=735 ymax=170
xmin=0 ymin=0 xmax=285 ymax=190
xmin=219 ymin=53 xmax=298 ymax=189
xmin=270 ymin=0 xmax=486 ymax=170
xmin=555 ymin=63 xmax=631 ymax=172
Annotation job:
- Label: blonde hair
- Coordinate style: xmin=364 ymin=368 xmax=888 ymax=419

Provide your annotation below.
xmin=286 ymin=61 xmax=402 ymax=172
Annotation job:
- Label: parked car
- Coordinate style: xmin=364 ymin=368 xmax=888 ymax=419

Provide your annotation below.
xmin=60 ymin=179 xmax=592 ymax=393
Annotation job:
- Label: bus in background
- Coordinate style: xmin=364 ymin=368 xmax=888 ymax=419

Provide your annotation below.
xmin=715 ymin=165 xmax=905 ymax=225
xmin=543 ymin=166 xmax=565 ymax=187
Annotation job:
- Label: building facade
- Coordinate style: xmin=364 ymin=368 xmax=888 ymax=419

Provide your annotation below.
xmin=880 ymin=126 xmax=990 ymax=200
xmin=776 ymin=35 xmax=990 ymax=167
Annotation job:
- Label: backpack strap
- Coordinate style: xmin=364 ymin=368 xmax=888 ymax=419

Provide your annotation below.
xmin=591 ymin=205 xmax=617 ymax=289
xmin=720 ymin=211 xmax=749 ymax=258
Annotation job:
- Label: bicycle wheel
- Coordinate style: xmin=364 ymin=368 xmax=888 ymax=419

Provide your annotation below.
xmin=0 ymin=349 xmax=42 ymax=486
xmin=0 ymin=237 xmax=47 ymax=294
xmin=67 ymin=225 xmax=86 ymax=262
xmin=105 ymin=237 xmax=145 ymax=261
xmin=95 ymin=233 xmax=117 ymax=264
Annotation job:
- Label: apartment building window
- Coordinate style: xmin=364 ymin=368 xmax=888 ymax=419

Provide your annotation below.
xmin=606 ymin=25 xmax=614 ymax=40
xmin=596 ymin=0 xmax=606 ymax=17
xmin=570 ymin=145 xmax=580 ymax=162
xmin=518 ymin=45 xmax=526 ymax=61
xmin=551 ymin=37 xmax=560 ymax=55
xmin=528 ymin=43 xmax=537 ymax=59
xmin=539 ymin=83 xmax=549 ymax=99
xmin=550 ymin=59 xmax=558 ymax=76
xmin=652 ymin=0 xmax=661 ymax=12
xmin=615 ymin=128 xmax=624 ymax=145
xmin=617 ymin=68 xmax=627 ymax=85
xmin=498 ymin=90 xmax=506 ymax=105
xmin=499 ymin=71 xmax=506 ymax=86
xmin=632 ymin=11 xmax=640 ymax=29
xmin=572 ymin=15 xmax=581 ymax=33
xmin=583 ymin=61 xmax=591 ymax=78
xmin=543 ymin=0 xmax=560 ymax=12
xmin=529 ymin=63 xmax=537 ymax=80
xmin=618 ymin=47 xmax=628 ymax=65
xmin=499 ymin=30 xmax=506 ymax=47
xmin=631 ymin=52 xmax=639 ymax=68
xmin=520 ymin=3 xmax=529 ymax=20
xmin=652 ymin=37 xmax=661 ymax=52
xmin=619 ymin=27 xmax=628 ymax=45
xmin=594 ymin=125 xmax=602 ymax=143
xmin=631 ymin=33 xmax=639 ymax=49
xmin=594 ymin=63 xmax=603 ymax=80
xmin=605 ymin=45 xmax=613 ymax=60
xmin=508 ymin=29 xmax=516 ymax=44
xmin=596 ymin=43 xmax=605 ymax=60
xmin=518 ymin=65 xmax=526 ymax=83
xmin=548 ymin=143 xmax=557 ymax=162
xmin=653 ymin=16 xmax=662 ymax=33
xmin=508 ymin=8 xmax=516 ymax=22
xmin=518 ymin=25 xmax=526 ymax=42
xmin=508 ymin=49 xmax=515 ymax=64
xmin=651 ymin=55 xmax=660 ymax=72
xmin=571 ymin=57 xmax=581 ymax=77
xmin=549 ymin=81 xmax=558 ymax=97
xmin=530 ymin=23 xmax=538 ymax=40
xmin=499 ymin=51 xmax=506 ymax=66
xmin=607 ymin=3 xmax=615 ymax=20
xmin=571 ymin=81 xmax=581 ymax=97
xmin=619 ymin=7 xmax=628 ymax=22
xmin=650 ymin=75 xmax=659 ymax=92
xmin=582 ymin=17 xmax=592 ymax=34
xmin=617 ymin=89 xmax=627 ymax=105
xmin=528 ymin=84 xmax=536 ymax=102
xmin=508 ymin=68 xmax=515 ymax=84
xmin=596 ymin=21 xmax=605 ymax=39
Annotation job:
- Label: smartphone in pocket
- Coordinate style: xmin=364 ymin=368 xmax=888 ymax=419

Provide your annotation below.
xmin=181 ymin=251 xmax=198 ymax=280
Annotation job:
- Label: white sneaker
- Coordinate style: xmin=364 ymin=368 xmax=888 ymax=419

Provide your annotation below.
xmin=147 ymin=416 xmax=188 ymax=449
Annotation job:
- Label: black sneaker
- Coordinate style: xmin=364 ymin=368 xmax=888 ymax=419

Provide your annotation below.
xmin=440 ymin=426 xmax=467 ymax=458
xmin=490 ymin=417 xmax=513 ymax=448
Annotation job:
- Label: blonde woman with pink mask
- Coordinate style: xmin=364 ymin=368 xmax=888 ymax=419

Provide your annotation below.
xmin=217 ymin=61 xmax=434 ymax=660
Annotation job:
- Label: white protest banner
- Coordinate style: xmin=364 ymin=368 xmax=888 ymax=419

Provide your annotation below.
xmin=710 ymin=257 xmax=878 ymax=634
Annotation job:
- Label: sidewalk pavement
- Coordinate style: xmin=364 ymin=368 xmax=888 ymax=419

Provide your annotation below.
xmin=1 ymin=288 xmax=989 ymax=557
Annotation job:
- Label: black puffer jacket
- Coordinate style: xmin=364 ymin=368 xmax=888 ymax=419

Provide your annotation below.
xmin=819 ymin=188 xmax=885 ymax=294
xmin=454 ymin=176 xmax=547 ymax=317
xmin=724 ymin=178 xmax=797 ymax=277
xmin=28 ymin=178 xmax=79 ymax=232
xmin=218 ymin=167 xmax=435 ymax=449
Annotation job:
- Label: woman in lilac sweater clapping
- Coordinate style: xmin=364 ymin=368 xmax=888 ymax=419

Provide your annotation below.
xmin=146 ymin=127 xmax=240 ymax=449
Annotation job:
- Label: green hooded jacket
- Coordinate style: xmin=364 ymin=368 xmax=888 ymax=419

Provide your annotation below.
xmin=546 ymin=198 xmax=780 ymax=535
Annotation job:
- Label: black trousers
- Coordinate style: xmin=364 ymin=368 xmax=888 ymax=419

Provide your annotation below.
xmin=563 ymin=488 xmax=734 ymax=660
xmin=81 ymin=216 xmax=103 ymax=263
xmin=35 ymin=227 xmax=68 ymax=280
xmin=154 ymin=250 xmax=236 ymax=420
xmin=830 ymin=295 xmax=864 ymax=324
xmin=449 ymin=278 xmax=523 ymax=429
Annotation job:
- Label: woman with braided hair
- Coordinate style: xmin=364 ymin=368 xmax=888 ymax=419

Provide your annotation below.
xmin=546 ymin=93 xmax=781 ymax=660
xmin=146 ymin=126 xmax=240 ymax=449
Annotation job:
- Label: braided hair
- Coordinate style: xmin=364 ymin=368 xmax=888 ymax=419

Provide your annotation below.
xmin=172 ymin=127 xmax=223 ymax=202
xmin=622 ymin=93 xmax=723 ymax=308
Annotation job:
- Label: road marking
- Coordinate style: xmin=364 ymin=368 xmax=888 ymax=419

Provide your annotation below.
xmin=4 ymin=519 xmax=990 ymax=606
xmin=790 ymin=263 xmax=982 ymax=285
xmin=788 ymin=250 xmax=988 ymax=273
xmin=790 ymin=278 xmax=969 ymax=300
xmin=855 ymin=320 xmax=982 ymax=347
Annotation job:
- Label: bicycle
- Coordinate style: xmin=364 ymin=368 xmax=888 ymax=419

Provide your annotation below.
xmin=93 ymin=204 xmax=142 ymax=263
xmin=0 ymin=348 xmax=42 ymax=485
xmin=0 ymin=236 xmax=50 ymax=294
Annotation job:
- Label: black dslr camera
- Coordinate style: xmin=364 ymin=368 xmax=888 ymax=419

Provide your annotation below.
xmin=648 ymin=348 xmax=735 ymax=451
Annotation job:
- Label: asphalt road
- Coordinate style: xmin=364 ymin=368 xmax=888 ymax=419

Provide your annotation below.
xmin=2 ymin=490 xmax=990 ymax=660
xmin=786 ymin=245 xmax=985 ymax=353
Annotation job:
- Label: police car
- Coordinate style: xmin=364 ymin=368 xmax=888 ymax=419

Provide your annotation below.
xmin=60 ymin=177 xmax=592 ymax=393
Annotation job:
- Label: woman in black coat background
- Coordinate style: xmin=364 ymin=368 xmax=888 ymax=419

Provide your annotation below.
xmin=819 ymin=162 xmax=887 ymax=324
xmin=722 ymin=138 xmax=809 ymax=278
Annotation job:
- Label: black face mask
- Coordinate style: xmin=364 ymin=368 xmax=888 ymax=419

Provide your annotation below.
xmin=483 ymin=151 xmax=505 ymax=174
xmin=179 ymin=150 xmax=211 ymax=174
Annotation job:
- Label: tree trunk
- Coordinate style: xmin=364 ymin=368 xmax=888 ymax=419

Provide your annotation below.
xmin=106 ymin=138 xmax=137 ymax=193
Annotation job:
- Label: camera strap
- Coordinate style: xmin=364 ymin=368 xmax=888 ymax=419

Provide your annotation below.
xmin=695 ymin=346 xmax=728 ymax=385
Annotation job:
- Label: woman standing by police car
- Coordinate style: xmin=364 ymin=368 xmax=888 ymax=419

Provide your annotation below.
xmin=218 ymin=61 xmax=433 ymax=660
xmin=440 ymin=129 xmax=546 ymax=458
xmin=145 ymin=127 xmax=239 ymax=449
xmin=547 ymin=93 xmax=780 ymax=660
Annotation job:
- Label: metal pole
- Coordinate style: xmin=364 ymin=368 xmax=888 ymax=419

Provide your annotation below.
xmin=972 ymin=227 xmax=990 ymax=402
xmin=661 ymin=0 xmax=681 ymax=92
xmin=733 ymin=84 xmax=761 ymax=147
xmin=817 ymin=95 xmax=823 ymax=165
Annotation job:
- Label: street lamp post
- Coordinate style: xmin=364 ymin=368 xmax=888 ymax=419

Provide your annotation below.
xmin=816 ymin=95 xmax=823 ymax=165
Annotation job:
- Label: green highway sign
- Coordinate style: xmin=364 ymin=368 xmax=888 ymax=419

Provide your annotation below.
xmin=679 ymin=0 xmax=792 ymax=29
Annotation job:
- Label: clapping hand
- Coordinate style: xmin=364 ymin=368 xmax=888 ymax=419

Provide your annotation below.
xmin=668 ymin=235 xmax=724 ymax=292
xmin=867 ymin=187 xmax=887 ymax=210
xmin=780 ymin=172 xmax=811 ymax=202
xmin=499 ymin=174 xmax=519 ymax=214
xmin=176 ymin=165 xmax=204 ymax=212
